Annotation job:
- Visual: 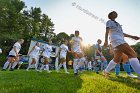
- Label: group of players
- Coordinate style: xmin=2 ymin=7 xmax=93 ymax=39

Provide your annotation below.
xmin=1 ymin=11 xmax=140 ymax=83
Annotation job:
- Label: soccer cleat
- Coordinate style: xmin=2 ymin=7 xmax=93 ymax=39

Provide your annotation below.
xmin=35 ymin=69 xmax=39 ymax=71
xmin=127 ymin=74 xmax=138 ymax=78
xmin=9 ymin=68 xmax=14 ymax=71
xmin=96 ymin=72 xmax=99 ymax=74
xmin=39 ymin=70 xmax=42 ymax=72
xmin=2 ymin=69 xmax=6 ymax=71
xmin=74 ymin=73 xmax=78 ymax=75
xmin=47 ymin=70 xmax=52 ymax=73
xmin=65 ymin=72 xmax=70 ymax=74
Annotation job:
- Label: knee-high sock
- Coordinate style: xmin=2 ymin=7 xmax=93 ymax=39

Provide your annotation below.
xmin=77 ymin=57 xmax=85 ymax=70
xmin=105 ymin=60 xmax=117 ymax=73
xmin=3 ymin=61 xmax=10 ymax=69
xmin=45 ymin=64 xmax=49 ymax=71
xmin=115 ymin=64 xmax=120 ymax=75
xmin=129 ymin=58 xmax=140 ymax=79
xmin=123 ymin=62 xmax=131 ymax=75
xmin=40 ymin=64 xmax=44 ymax=70
xmin=103 ymin=60 xmax=108 ymax=69
xmin=27 ymin=61 xmax=32 ymax=70
xmin=58 ymin=63 xmax=63 ymax=70
xmin=63 ymin=62 xmax=67 ymax=72
xmin=34 ymin=64 xmax=38 ymax=70
xmin=12 ymin=62 xmax=18 ymax=69
xmin=73 ymin=59 xmax=78 ymax=73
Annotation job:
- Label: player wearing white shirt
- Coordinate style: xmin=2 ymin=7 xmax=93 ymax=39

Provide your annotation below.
xmin=2 ymin=39 xmax=24 ymax=71
xmin=70 ymin=30 xmax=85 ymax=75
xmin=57 ymin=40 xmax=71 ymax=73
xmin=94 ymin=39 xmax=108 ymax=73
xmin=40 ymin=40 xmax=52 ymax=73
xmin=104 ymin=11 xmax=140 ymax=83
xmin=0 ymin=48 xmax=2 ymax=54
xmin=26 ymin=42 xmax=40 ymax=71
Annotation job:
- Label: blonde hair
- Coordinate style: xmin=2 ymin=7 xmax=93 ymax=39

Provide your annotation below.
xmin=18 ymin=39 xmax=24 ymax=42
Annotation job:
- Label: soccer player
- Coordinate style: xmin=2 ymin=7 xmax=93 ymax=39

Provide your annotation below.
xmin=2 ymin=39 xmax=24 ymax=71
xmin=56 ymin=40 xmax=71 ymax=73
xmin=39 ymin=40 xmax=52 ymax=73
xmin=70 ymin=30 xmax=85 ymax=75
xmin=0 ymin=48 xmax=2 ymax=54
xmin=26 ymin=42 xmax=40 ymax=71
xmin=104 ymin=11 xmax=140 ymax=82
xmin=94 ymin=39 xmax=108 ymax=73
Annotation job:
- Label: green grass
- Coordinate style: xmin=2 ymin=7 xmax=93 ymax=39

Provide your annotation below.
xmin=0 ymin=69 xmax=140 ymax=93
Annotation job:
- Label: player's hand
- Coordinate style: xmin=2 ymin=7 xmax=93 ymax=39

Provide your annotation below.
xmin=132 ymin=36 xmax=140 ymax=40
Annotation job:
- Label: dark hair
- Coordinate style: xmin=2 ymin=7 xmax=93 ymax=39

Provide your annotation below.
xmin=75 ymin=30 xmax=79 ymax=33
xmin=108 ymin=11 xmax=117 ymax=19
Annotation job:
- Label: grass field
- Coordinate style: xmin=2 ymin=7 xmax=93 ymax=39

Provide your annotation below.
xmin=0 ymin=69 xmax=140 ymax=93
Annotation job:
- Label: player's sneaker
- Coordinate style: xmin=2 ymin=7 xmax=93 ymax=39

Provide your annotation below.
xmin=47 ymin=70 xmax=52 ymax=73
xmin=127 ymin=74 xmax=138 ymax=78
xmin=65 ymin=72 xmax=70 ymax=74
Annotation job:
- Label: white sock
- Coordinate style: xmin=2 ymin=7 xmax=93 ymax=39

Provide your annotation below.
xmin=45 ymin=64 xmax=49 ymax=71
xmin=34 ymin=64 xmax=38 ymax=70
xmin=63 ymin=62 xmax=67 ymax=72
xmin=73 ymin=59 xmax=78 ymax=73
xmin=40 ymin=64 xmax=44 ymax=70
xmin=27 ymin=62 xmax=32 ymax=70
xmin=105 ymin=60 xmax=117 ymax=73
xmin=12 ymin=62 xmax=18 ymax=69
xmin=3 ymin=61 xmax=10 ymax=69
xmin=55 ymin=57 xmax=59 ymax=70
xmin=58 ymin=63 xmax=63 ymax=70
xmin=8 ymin=63 xmax=12 ymax=69
xmin=129 ymin=58 xmax=140 ymax=79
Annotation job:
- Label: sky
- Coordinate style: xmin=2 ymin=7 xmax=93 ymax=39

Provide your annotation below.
xmin=22 ymin=0 xmax=140 ymax=46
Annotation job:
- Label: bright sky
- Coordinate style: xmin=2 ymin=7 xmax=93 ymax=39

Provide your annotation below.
xmin=22 ymin=0 xmax=140 ymax=45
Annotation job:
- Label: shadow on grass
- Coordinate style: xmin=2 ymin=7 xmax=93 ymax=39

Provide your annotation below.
xmin=0 ymin=71 xmax=83 ymax=93
xmin=109 ymin=76 xmax=140 ymax=90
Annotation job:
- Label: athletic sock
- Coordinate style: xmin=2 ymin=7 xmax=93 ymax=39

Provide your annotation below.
xmin=105 ymin=60 xmax=117 ymax=73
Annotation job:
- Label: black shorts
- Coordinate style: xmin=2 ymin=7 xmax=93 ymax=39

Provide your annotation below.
xmin=8 ymin=55 xmax=16 ymax=57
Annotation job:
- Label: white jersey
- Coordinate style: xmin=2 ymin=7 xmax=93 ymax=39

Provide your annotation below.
xmin=60 ymin=44 xmax=68 ymax=58
xmin=106 ymin=20 xmax=124 ymax=42
xmin=94 ymin=44 xmax=103 ymax=56
xmin=43 ymin=44 xmax=52 ymax=58
xmin=29 ymin=46 xmax=40 ymax=58
xmin=0 ymin=48 xmax=2 ymax=53
xmin=106 ymin=20 xmax=126 ymax=48
xmin=71 ymin=36 xmax=82 ymax=53
xmin=9 ymin=42 xmax=21 ymax=56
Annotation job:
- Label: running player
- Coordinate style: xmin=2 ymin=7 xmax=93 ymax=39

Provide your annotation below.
xmin=2 ymin=39 xmax=24 ymax=71
xmin=39 ymin=40 xmax=52 ymax=73
xmin=57 ymin=40 xmax=71 ymax=73
xmin=26 ymin=42 xmax=40 ymax=71
xmin=104 ymin=11 xmax=140 ymax=83
xmin=94 ymin=39 xmax=108 ymax=73
xmin=70 ymin=30 xmax=85 ymax=75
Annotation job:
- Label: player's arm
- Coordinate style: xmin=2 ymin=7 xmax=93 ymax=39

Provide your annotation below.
xmin=27 ymin=46 xmax=35 ymax=56
xmin=70 ymin=38 xmax=74 ymax=51
xmin=56 ymin=48 xmax=61 ymax=57
xmin=40 ymin=48 xmax=45 ymax=56
xmin=123 ymin=33 xmax=140 ymax=40
xmin=80 ymin=37 xmax=83 ymax=50
xmin=104 ymin=27 xmax=110 ymax=48
xmin=13 ymin=46 xmax=18 ymax=57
